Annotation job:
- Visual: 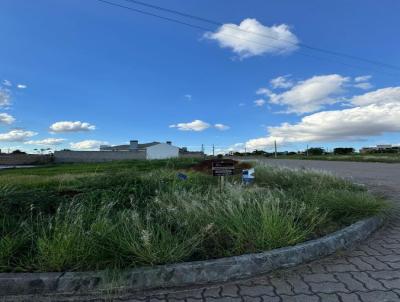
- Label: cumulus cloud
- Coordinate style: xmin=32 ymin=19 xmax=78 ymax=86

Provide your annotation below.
xmin=355 ymin=75 xmax=372 ymax=83
xmin=215 ymin=142 xmax=246 ymax=155
xmin=0 ymin=113 xmax=15 ymax=124
xmin=214 ymin=123 xmax=230 ymax=131
xmin=169 ymin=119 xmax=210 ymax=131
xmin=245 ymin=102 xmax=400 ymax=150
xmin=353 ymin=75 xmax=372 ymax=90
xmin=0 ymin=129 xmax=37 ymax=142
xmin=0 ymin=89 xmax=11 ymax=107
xmin=350 ymin=87 xmax=400 ymax=106
xmin=70 ymin=140 xmax=107 ymax=150
xmin=49 ymin=121 xmax=96 ymax=133
xmin=254 ymin=99 xmax=266 ymax=107
xmin=204 ymin=19 xmax=299 ymax=59
xmin=256 ymin=87 xmax=272 ymax=96
xmin=270 ymin=75 xmax=293 ymax=89
xmin=354 ymin=82 xmax=373 ymax=90
xmin=25 ymin=138 xmax=66 ymax=146
xmin=17 ymin=84 xmax=27 ymax=89
xmin=266 ymin=74 xmax=350 ymax=114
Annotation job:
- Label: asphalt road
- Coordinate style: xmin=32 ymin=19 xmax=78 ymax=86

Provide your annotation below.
xmin=261 ymin=159 xmax=400 ymax=199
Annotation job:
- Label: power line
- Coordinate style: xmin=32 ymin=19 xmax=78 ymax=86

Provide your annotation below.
xmin=121 ymin=0 xmax=400 ymax=72
xmin=95 ymin=0 xmax=400 ymax=77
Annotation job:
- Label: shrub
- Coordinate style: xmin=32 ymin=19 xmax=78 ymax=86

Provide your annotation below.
xmin=0 ymin=160 xmax=388 ymax=272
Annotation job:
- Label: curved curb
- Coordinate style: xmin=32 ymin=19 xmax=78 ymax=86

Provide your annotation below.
xmin=0 ymin=216 xmax=383 ymax=296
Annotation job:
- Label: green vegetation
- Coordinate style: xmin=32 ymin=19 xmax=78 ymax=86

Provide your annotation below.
xmin=0 ymin=159 xmax=387 ymax=272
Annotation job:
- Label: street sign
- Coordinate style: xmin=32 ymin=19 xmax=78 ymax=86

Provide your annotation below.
xmin=212 ymin=160 xmax=235 ymax=176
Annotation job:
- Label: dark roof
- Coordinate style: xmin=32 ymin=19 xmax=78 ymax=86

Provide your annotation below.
xmin=100 ymin=141 xmax=162 ymax=151
xmin=138 ymin=142 xmax=160 ymax=148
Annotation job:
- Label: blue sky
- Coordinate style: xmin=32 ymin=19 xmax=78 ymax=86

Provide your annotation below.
xmin=1 ymin=0 xmax=399 ymax=154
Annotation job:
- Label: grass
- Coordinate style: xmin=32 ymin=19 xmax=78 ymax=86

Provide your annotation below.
xmin=274 ymin=153 xmax=400 ymax=163
xmin=0 ymin=158 xmax=388 ymax=273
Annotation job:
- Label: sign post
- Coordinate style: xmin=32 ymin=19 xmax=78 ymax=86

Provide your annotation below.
xmin=212 ymin=160 xmax=235 ymax=192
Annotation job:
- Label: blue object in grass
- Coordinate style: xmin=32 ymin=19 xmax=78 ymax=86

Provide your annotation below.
xmin=242 ymin=168 xmax=255 ymax=185
xmin=177 ymin=173 xmax=188 ymax=180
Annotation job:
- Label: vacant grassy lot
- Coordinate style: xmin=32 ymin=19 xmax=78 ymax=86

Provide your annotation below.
xmin=276 ymin=154 xmax=400 ymax=163
xmin=0 ymin=158 xmax=387 ymax=273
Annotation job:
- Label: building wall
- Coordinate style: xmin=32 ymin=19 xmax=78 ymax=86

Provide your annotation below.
xmin=146 ymin=143 xmax=179 ymax=160
xmin=54 ymin=151 xmax=146 ymax=163
xmin=179 ymin=152 xmax=205 ymax=159
xmin=0 ymin=154 xmax=53 ymax=165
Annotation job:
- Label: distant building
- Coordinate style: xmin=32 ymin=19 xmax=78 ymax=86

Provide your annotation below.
xmin=376 ymin=144 xmax=393 ymax=150
xmin=100 ymin=140 xmax=179 ymax=160
xmin=54 ymin=139 xmax=205 ymax=163
xmin=360 ymin=144 xmax=399 ymax=154
xmin=179 ymin=147 xmax=205 ymax=158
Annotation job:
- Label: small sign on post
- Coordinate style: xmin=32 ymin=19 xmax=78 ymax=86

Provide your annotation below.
xmin=212 ymin=160 xmax=235 ymax=176
xmin=212 ymin=160 xmax=235 ymax=192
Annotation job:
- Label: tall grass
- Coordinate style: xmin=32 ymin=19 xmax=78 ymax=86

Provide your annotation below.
xmin=0 ymin=161 xmax=388 ymax=273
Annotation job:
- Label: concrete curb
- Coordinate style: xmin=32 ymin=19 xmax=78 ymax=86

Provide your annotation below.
xmin=0 ymin=216 xmax=383 ymax=296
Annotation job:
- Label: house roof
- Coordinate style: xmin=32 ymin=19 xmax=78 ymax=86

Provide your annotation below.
xmin=138 ymin=142 xmax=160 ymax=148
xmin=100 ymin=141 xmax=163 ymax=151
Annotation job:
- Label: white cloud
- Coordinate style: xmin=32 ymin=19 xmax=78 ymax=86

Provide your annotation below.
xmin=17 ymin=84 xmax=27 ymax=89
xmin=254 ymin=99 xmax=266 ymax=107
xmin=246 ymin=136 xmax=280 ymax=150
xmin=214 ymin=123 xmax=230 ymax=131
xmin=0 ymin=129 xmax=37 ymax=142
xmin=245 ymin=102 xmax=400 ymax=150
xmin=0 ymin=89 xmax=11 ymax=107
xmin=270 ymin=75 xmax=293 ymax=89
xmin=267 ymin=74 xmax=349 ymax=114
xmin=2 ymin=80 xmax=12 ymax=87
xmin=204 ymin=19 xmax=299 ymax=59
xmin=25 ymin=138 xmax=66 ymax=146
xmin=354 ymin=82 xmax=373 ymax=90
xmin=350 ymin=87 xmax=400 ymax=106
xmin=353 ymin=75 xmax=372 ymax=90
xmin=256 ymin=87 xmax=272 ymax=96
xmin=70 ymin=140 xmax=107 ymax=150
xmin=49 ymin=121 xmax=96 ymax=133
xmin=0 ymin=113 xmax=15 ymax=124
xmin=355 ymin=75 xmax=372 ymax=83
xmin=169 ymin=119 xmax=210 ymax=131
xmin=214 ymin=142 xmax=246 ymax=155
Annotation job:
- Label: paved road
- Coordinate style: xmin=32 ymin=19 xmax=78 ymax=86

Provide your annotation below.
xmin=25 ymin=160 xmax=400 ymax=302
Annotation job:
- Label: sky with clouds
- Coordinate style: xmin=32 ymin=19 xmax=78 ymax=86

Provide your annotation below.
xmin=1 ymin=0 xmax=399 ymax=153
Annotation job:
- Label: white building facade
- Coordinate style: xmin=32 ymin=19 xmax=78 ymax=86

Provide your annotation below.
xmin=146 ymin=143 xmax=179 ymax=159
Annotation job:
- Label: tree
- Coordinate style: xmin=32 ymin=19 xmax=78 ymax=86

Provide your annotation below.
xmin=334 ymin=148 xmax=355 ymax=155
xmin=11 ymin=149 xmax=26 ymax=154
xmin=307 ymin=147 xmax=324 ymax=156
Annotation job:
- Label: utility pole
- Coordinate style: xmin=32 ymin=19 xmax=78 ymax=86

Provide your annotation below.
xmin=212 ymin=144 xmax=215 ymax=157
xmin=201 ymin=144 xmax=206 ymax=159
xmin=306 ymin=144 xmax=309 ymax=157
xmin=274 ymin=140 xmax=277 ymax=158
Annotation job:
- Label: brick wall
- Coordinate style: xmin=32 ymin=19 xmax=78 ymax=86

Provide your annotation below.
xmin=0 ymin=154 xmax=53 ymax=165
xmin=54 ymin=151 xmax=146 ymax=163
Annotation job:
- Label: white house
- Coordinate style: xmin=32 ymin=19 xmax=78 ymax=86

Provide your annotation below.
xmin=100 ymin=140 xmax=179 ymax=160
xmin=145 ymin=143 xmax=179 ymax=159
